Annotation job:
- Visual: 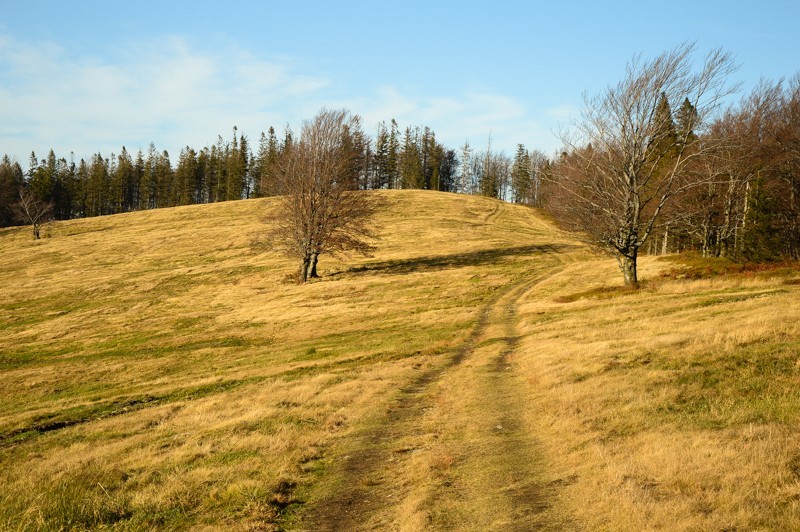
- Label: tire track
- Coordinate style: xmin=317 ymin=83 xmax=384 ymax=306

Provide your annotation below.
xmin=417 ymin=274 xmax=563 ymax=530
xmin=294 ymin=233 xmax=575 ymax=530
xmin=481 ymin=281 xmax=556 ymax=529
xmin=295 ymin=283 xmax=517 ymax=531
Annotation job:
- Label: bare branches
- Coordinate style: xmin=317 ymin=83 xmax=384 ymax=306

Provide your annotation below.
xmin=265 ymin=108 xmax=382 ymax=282
xmin=550 ymin=43 xmax=738 ymax=285
xmin=12 ymin=188 xmax=53 ymax=239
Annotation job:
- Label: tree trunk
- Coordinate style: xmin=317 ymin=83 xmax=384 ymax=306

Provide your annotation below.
xmin=309 ymin=252 xmax=320 ymax=278
xmin=299 ymin=256 xmax=311 ymax=283
xmin=619 ymin=252 xmax=638 ymax=287
xmin=661 ymin=224 xmax=669 ymax=255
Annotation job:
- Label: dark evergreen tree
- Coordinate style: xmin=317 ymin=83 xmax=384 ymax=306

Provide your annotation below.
xmin=86 ymin=153 xmax=109 ymax=216
xmin=175 ymin=147 xmax=199 ymax=205
xmin=438 ymin=149 xmax=458 ymax=192
xmin=132 ymin=150 xmax=145 ymax=210
xmin=741 ymin=177 xmax=783 ymax=261
xmin=400 ymin=126 xmax=423 ymax=188
xmin=0 ymin=155 xmax=25 ymax=227
xmin=372 ymin=122 xmax=390 ymax=189
xmin=676 ymin=97 xmax=699 ymax=146
xmin=74 ymin=158 xmax=89 ymax=217
xmin=252 ymin=131 xmax=268 ymax=197
xmin=511 ymin=144 xmax=532 ymax=204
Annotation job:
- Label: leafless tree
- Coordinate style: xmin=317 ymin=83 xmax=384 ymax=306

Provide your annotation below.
xmin=266 ymin=108 xmax=382 ymax=282
xmin=551 ymin=42 xmax=738 ymax=285
xmin=689 ymin=81 xmax=782 ymax=257
xmin=12 ymin=188 xmax=54 ymax=239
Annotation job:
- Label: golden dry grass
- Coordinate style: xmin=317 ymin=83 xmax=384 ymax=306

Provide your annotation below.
xmin=2 ymin=190 xmax=799 ymax=530
xmin=514 ymin=256 xmax=800 ymax=530
xmin=0 ymin=191 xmax=576 ymax=530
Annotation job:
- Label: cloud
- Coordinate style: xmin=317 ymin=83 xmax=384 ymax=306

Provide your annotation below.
xmin=331 ymin=86 xmax=562 ymax=155
xmin=0 ymin=34 xmax=330 ymax=160
xmin=545 ymin=104 xmax=581 ymax=121
xmin=0 ymin=33 xmax=565 ymax=164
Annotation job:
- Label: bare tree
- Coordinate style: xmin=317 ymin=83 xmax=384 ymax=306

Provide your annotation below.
xmin=266 ymin=108 xmax=381 ymax=282
xmin=688 ymin=81 xmax=782 ymax=257
xmin=12 ymin=188 xmax=54 ymax=239
xmin=551 ymin=42 xmax=738 ymax=285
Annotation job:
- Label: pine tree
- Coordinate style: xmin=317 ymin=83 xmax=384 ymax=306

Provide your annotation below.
xmin=741 ymin=177 xmax=783 ymax=261
xmin=480 ymin=137 xmax=499 ymax=198
xmin=400 ymin=126 xmax=423 ymax=188
xmin=196 ymin=148 xmax=210 ymax=203
xmin=86 ymin=153 xmax=109 ymax=216
xmin=511 ymin=144 xmax=532 ymax=203
xmin=264 ymin=127 xmax=280 ymax=195
xmin=676 ymin=97 xmax=699 ymax=146
xmin=75 ymin=158 xmax=89 ymax=217
xmin=144 ymin=143 xmax=160 ymax=209
xmin=438 ymin=149 xmax=458 ymax=192
xmin=176 ymin=147 xmax=199 ymax=205
xmin=372 ymin=122 xmax=390 ymax=189
xmin=0 ymin=155 xmax=25 ymax=227
xmin=51 ymin=154 xmax=72 ymax=219
xmin=252 ymin=131 xmax=268 ymax=197
xmin=133 ymin=150 xmax=145 ymax=210
xmin=240 ymin=132 xmax=252 ymax=199
xmin=156 ymin=150 xmax=174 ymax=207
xmin=115 ymin=147 xmax=135 ymax=213
xmin=648 ymin=93 xmax=679 ymax=177
xmin=28 ymin=151 xmax=53 ymax=205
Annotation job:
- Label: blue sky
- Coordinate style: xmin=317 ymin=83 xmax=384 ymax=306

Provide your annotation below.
xmin=1 ymin=1 xmax=798 ymax=164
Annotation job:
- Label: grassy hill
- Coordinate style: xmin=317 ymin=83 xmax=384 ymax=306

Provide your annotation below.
xmin=1 ymin=190 xmax=799 ymax=530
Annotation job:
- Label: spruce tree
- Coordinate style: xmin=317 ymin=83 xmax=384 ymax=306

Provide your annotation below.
xmin=372 ymin=122 xmax=390 ymax=190
xmin=741 ymin=178 xmax=783 ymax=261
xmin=676 ymin=97 xmax=699 ymax=146
xmin=133 ymin=150 xmax=145 ymax=210
xmin=511 ymin=144 xmax=532 ymax=203
xmin=0 ymin=155 xmax=25 ymax=227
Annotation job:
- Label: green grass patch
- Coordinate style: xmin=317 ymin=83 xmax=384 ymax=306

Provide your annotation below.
xmin=0 ymin=377 xmax=265 ymax=447
xmin=555 ymin=285 xmax=641 ymax=303
xmin=657 ymin=342 xmax=800 ymax=428
xmin=658 ymin=251 xmax=800 ymax=280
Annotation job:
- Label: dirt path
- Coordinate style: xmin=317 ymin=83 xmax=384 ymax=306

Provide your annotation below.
xmin=295 ymin=285 xmax=506 ymax=531
xmin=292 ymin=212 xmax=574 ymax=530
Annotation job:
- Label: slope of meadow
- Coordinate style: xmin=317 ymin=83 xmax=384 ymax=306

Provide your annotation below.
xmin=1 ymin=190 xmax=799 ymax=530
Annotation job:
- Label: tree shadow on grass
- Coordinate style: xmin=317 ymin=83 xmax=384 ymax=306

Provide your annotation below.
xmin=333 ymin=243 xmax=576 ymax=277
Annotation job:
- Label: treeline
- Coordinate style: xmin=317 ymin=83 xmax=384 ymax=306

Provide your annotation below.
xmin=0 ymin=120 xmax=547 ymax=229
xmin=544 ymin=74 xmax=800 ymax=264
xmin=661 ymin=77 xmax=800 ymax=261
xmin=5 ymin=74 xmax=796 ymax=265
xmin=1 ymin=128 xmax=253 ymax=225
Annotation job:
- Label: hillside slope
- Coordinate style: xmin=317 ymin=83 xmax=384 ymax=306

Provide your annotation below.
xmin=2 ymin=190 xmax=799 ymax=530
xmin=0 ymin=191 xmax=580 ymax=530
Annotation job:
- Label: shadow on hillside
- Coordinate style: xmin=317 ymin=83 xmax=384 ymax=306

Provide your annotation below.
xmin=334 ymin=243 xmax=574 ymax=277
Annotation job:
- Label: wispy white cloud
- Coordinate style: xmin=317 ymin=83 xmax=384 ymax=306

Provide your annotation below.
xmin=0 ymin=33 xmax=565 ymax=163
xmin=0 ymin=34 xmax=331 ymax=160
xmin=331 ymin=86 xmax=561 ymax=155
xmin=545 ymin=103 xmax=580 ymax=121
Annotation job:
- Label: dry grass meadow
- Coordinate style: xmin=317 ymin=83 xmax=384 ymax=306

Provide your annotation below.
xmin=1 ymin=190 xmax=799 ymax=530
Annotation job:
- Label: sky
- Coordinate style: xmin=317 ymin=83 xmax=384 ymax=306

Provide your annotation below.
xmin=1 ymin=0 xmax=798 ymax=165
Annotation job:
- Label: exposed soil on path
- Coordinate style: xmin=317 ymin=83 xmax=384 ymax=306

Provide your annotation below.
xmin=295 ymin=286 xmax=503 ymax=531
xmin=293 ymin=267 xmax=570 ymax=531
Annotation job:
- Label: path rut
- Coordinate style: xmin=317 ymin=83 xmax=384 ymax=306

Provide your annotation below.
xmin=294 ymin=261 xmax=569 ymax=530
